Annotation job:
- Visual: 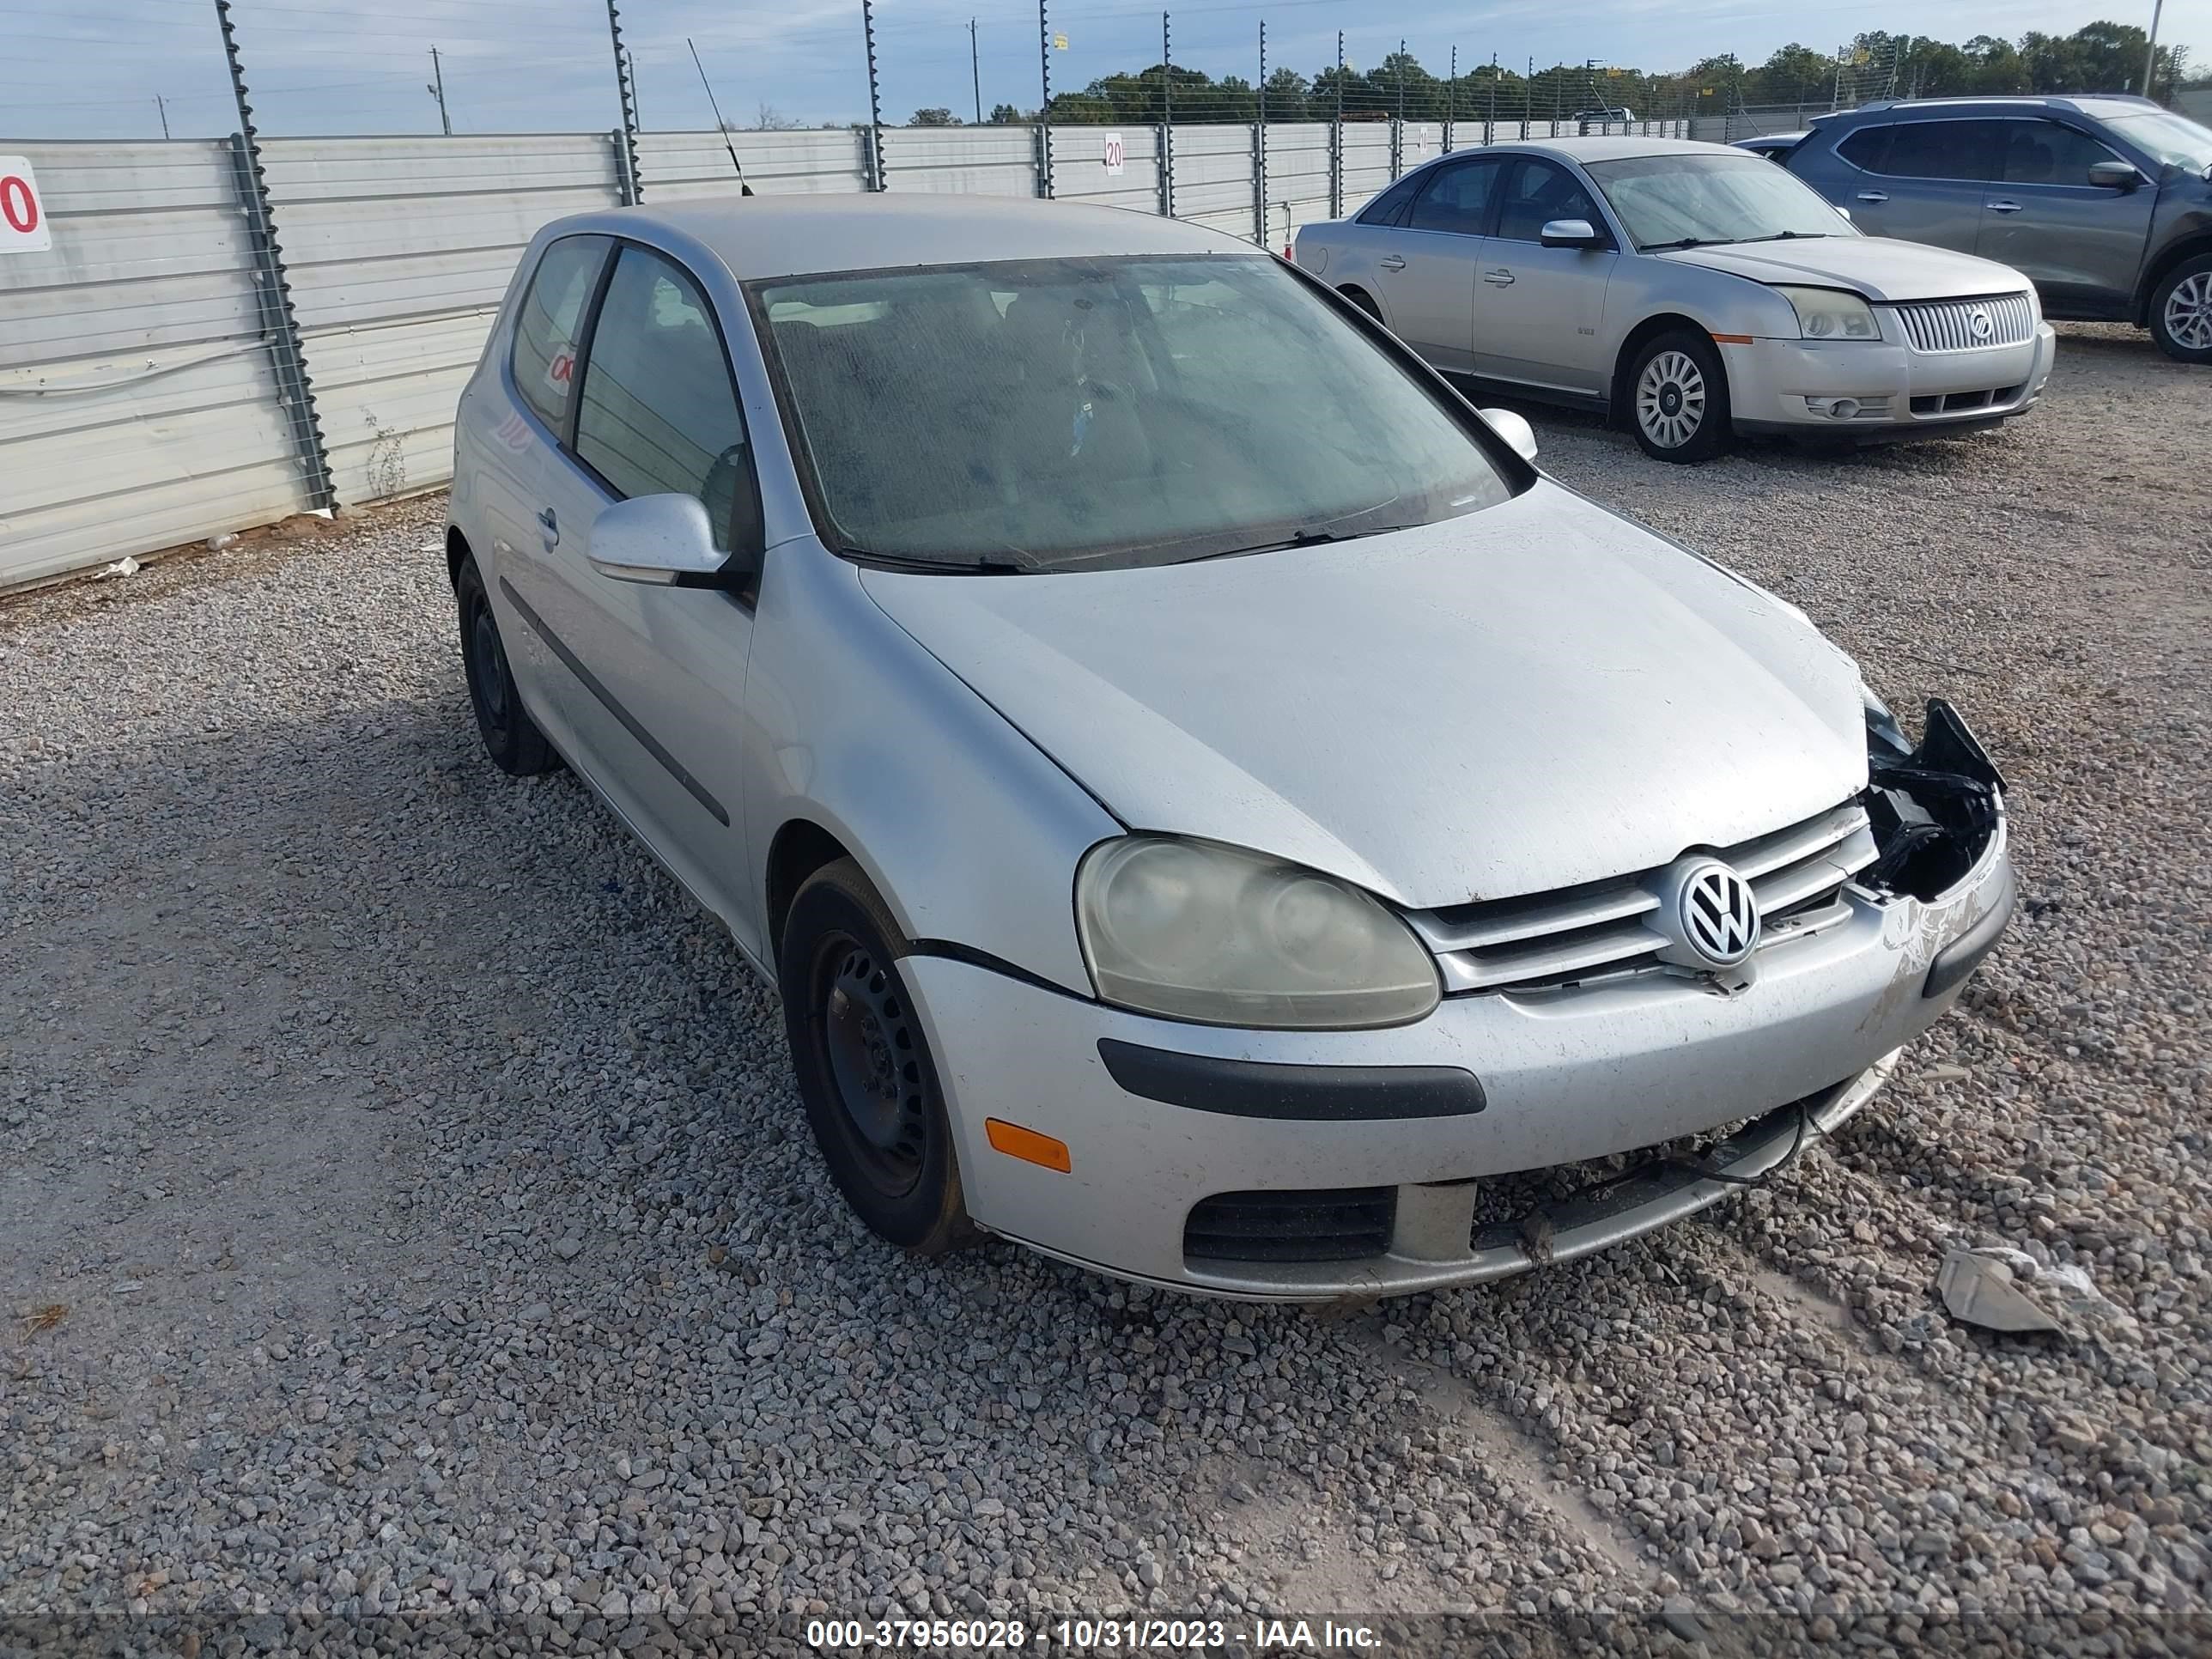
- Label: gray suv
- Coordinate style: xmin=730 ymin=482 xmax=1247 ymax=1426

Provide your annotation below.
xmin=1784 ymin=95 xmax=2212 ymax=362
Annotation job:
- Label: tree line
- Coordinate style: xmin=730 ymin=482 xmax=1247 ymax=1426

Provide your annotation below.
xmin=909 ymin=22 xmax=2197 ymax=127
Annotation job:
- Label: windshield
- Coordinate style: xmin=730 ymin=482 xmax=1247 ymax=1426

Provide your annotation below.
xmin=1584 ymin=153 xmax=1857 ymax=250
xmin=2106 ymin=109 xmax=2212 ymax=173
xmin=750 ymin=254 xmax=1516 ymax=572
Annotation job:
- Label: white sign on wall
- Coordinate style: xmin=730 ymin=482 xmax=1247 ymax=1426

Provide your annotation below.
xmin=1102 ymin=132 xmax=1126 ymax=177
xmin=0 ymin=156 xmax=52 ymax=253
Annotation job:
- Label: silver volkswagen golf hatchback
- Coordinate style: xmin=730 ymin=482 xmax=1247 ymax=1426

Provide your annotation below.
xmin=447 ymin=195 xmax=2015 ymax=1299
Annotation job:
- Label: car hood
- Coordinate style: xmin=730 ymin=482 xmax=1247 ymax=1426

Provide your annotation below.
xmin=857 ymin=483 xmax=1868 ymax=908
xmin=1660 ymin=235 xmax=2030 ymax=302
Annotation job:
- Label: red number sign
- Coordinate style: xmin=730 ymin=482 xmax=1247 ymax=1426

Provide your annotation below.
xmin=0 ymin=156 xmax=52 ymax=252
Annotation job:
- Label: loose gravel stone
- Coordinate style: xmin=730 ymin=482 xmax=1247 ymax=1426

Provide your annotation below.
xmin=0 ymin=325 xmax=2206 ymax=1656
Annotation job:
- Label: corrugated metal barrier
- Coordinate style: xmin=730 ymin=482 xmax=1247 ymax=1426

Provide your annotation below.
xmin=0 ymin=117 xmax=1688 ymax=589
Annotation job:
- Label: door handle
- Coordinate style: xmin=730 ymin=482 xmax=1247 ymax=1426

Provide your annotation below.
xmin=536 ymin=507 xmax=559 ymax=546
xmin=1377 ymin=254 xmax=1407 ymax=271
xmin=1856 ymin=190 xmax=1888 ymax=203
xmin=1482 ymin=269 xmax=1515 ymax=286
xmin=1986 ymin=199 xmax=2023 ymax=214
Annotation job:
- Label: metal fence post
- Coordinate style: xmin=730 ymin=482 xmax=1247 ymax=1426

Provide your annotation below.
xmin=1444 ymin=44 xmax=1455 ymax=153
xmin=1390 ymin=39 xmax=1404 ymax=178
xmin=1253 ymin=21 xmax=1267 ymax=243
xmin=1037 ymin=0 xmax=1055 ymax=198
xmin=1330 ymin=30 xmax=1344 ymax=219
xmin=605 ymin=0 xmax=642 ymax=204
xmin=1159 ymin=11 xmax=1174 ymax=217
xmin=609 ymin=130 xmax=638 ymax=204
xmin=212 ymin=0 xmax=334 ymax=514
xmin=1486 ymin=55 xmax=1497 ymax=145
xmin=862 ymin=0 xmax=887 ymax=191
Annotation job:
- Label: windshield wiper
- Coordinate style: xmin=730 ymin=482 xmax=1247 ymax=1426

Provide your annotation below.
xmin=1643 ymin=236 xmax=1732 ymax=252
xmin=1732 ymin=231 xmax=1832 ymax=243
xmin=1176 ymin=523 xmax=1418 ymax=565
xmin=836 ymin=546 xmax=1034 ymax=574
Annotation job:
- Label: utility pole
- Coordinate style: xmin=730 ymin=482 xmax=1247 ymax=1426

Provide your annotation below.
xmin=1160 ymin=11 xmax=1173 ymax=218
xmin=155 ymin=94 xmax=171 ymax=139
xmin=1036 ymin=0 xmax=1054 ymax=198
xmin=2142 ymin=0 xmax=2164 ymax=97
xmin=861 ymin=0 xmax=885 ymax=190
xmin=605 ymin=0 xmax=642 ymax=204
xmin=427 ymin=46 xmax=452 ymax=136
xmin=970 ymin=19 xmax=982 ymax=125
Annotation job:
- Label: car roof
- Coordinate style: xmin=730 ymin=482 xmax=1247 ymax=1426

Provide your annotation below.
xmin=1814 ymin=94 xmax=2161 ymax=124
xmin=1463 ymin=136 xmax=1760 ymax=165
xmin=599 ymin=192 xmax=1254 ymax=282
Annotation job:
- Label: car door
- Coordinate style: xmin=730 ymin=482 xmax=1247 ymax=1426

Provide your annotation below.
xmin=1833 ymin=119 xmax=2002 ymax=255
xmin=1469 ymin=157 xmax=1619 ymax=396
xmin=1364 ymin=155 xmax=1507 ymax=372
xmin=1978 ymin=118 xmax=2154 ymax=316
xmin=515 ymin=241 xmax=766 ymax=925
xmin=477 ymin=233 xmax=612 ymax=712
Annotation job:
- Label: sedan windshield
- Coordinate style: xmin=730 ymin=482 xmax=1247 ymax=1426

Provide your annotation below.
xmin=2106 ymin=109 xmax=2212 ymax=173
xmin=750 ymin=254 xmax=1516 ymax=572
xmin=1584 ymin=153 xmax=1856 ymax=251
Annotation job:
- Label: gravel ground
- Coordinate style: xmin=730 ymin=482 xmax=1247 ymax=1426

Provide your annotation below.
xmin=3 ymin=323 xmax=2208 ymax=1658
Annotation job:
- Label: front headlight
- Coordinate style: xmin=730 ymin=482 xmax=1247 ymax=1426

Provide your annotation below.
xmin=1076 ymin=837 xmax=1441 ymax=1029
xmin=1776 ymin=285 xmax=1881 ymax=343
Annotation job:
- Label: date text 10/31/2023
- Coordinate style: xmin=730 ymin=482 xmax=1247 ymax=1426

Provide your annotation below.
xmin=803 ymin=1619 xmax=1384 ymax=1650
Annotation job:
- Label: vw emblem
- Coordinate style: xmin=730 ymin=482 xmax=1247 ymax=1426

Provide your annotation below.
xmin=1671 ymin=860 xmax=1761 ymax=968
xmin=1967 ymin=306 xmax=1994 ymax=341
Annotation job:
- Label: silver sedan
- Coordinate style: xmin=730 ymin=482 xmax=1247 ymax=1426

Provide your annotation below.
xmin=447 ymin=194 xmax=2014 ymax=1299
xmin=1294 ymin=137 xmax=2057 ymax=461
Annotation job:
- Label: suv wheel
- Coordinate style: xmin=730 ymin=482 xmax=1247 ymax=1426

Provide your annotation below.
xmin=2150 ymin=253 xmax=2212 ymax=364
xmin=778 ymin=859 xmax=975 ymax=1255
xmin=1627 ymin=330 xmax=1732 ymax=463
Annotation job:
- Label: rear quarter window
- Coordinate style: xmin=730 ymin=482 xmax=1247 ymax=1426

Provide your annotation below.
xmin=509 ymin=234 xmax=611 ymax=434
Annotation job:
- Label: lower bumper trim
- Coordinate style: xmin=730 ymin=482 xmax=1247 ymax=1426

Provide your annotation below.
xmin=1096 ymin=1038 xmax=1486 ymax=1121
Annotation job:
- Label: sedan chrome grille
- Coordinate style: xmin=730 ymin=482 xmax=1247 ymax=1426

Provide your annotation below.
xmin=1406 ymin=802 xmax=1877 ymax=995
xmin=1893 ymin=293 xmax=2035 ymax=353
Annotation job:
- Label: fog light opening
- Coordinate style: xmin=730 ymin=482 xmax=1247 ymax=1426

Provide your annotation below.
xmin=1829 ymin=397 xmax=1861 ymax=421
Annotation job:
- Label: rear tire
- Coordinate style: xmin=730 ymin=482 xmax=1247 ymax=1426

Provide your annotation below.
xmin=455 ymin=555 xmax=558 ymax=777
xmin=1339 ymin=285 xmax=1383 ymax=325
xmin=778 ymin=859 xmax=974 ymax=1255
xmin=1626 ymin=329 xmax=1732 ymax=463
xmin=2148 ymin=253 xmax=2212 ymax=364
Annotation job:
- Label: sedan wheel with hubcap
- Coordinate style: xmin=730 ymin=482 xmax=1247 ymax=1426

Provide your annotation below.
xmin=1626 ymin=330 xmax=1732 ymax=463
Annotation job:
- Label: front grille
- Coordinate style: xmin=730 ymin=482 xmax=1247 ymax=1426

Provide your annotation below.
xmin=1183 ymin=1187 xmax=1395 ymax=1264
xmin=1893 ymin=293 xmax=2035 ymax=353
xmin=1404 ymin=801 xmax=1877 ymax=995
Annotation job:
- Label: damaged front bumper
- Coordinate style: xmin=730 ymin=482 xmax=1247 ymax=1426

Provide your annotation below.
xmin=902 ymin=701 xmax=2015 ymax=1300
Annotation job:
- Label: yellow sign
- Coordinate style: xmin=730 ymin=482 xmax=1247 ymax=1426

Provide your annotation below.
xmin=1053 ymin=33 xmax=1067 ymax=50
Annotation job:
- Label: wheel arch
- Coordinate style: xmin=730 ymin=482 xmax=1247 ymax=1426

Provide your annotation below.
xmin=765 ymin=817 xmax=858 ymax=959
xmin=446 ymin=523 xmax=470 ymax=589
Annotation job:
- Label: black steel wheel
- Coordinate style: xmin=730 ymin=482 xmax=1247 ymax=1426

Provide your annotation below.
xmin=779 ymin=859 xmax=974 ymax=1254
xmin=454 ymin=555 xmax=558 ymax=776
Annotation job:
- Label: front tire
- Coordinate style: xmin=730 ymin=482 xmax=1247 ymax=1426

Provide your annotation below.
xmin=2148 ymin=253 xmax=2212 ymax=364
xmin=1626 ymin=329 xmax=1732 ymax=463
xmin=778 ymin=860 xmax=974 ymax=1255
xmin=455 ymin=555 xmax=558 ymax=776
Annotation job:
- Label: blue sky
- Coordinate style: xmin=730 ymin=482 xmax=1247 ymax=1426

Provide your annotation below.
xmin=2 ymin=0 xmax=2203 ymax=139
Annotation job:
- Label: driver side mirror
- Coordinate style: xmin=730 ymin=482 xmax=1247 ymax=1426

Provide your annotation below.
xmin=1539 ymin=217 xmax=1604 ymax=250
xmin=588 ymin=493 xmax=750 ymax=589
xmin=2087 ymin=160 xmax=2143 ymax=190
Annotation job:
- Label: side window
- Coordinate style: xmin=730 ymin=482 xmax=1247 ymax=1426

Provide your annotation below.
xmin=1837 ymin=126 xmax=1893 ymax=173
xmin=1404 ymin=158 xmax=1504 ymax=235
xmin=1493 ymin=159 xmax=1604 ymax=244
xmin=510 ymin=234 xmax=610 ymax=434
xmin=574 ymin=246 xmax=759 ymax=552
xmin=2000 ymin=121 xmax=2121 ymax=185
xmin=1357 ymin=172 xmax=1427 ymax=228
xmin=1878 ymin=121 xmax=2002 ymax=182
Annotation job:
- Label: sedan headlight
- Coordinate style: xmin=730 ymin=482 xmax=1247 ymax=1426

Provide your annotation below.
xmin=1076 ymin=837 xmax=1441 ymax=1029
xmin=1776 ymin=285 xmax=1881 ymax=343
